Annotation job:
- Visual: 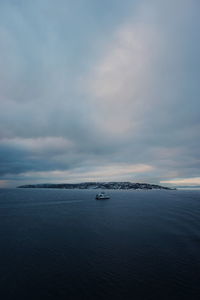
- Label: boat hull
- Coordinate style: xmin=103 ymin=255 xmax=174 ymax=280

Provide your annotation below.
xmin=96 ymin=196 xmax=110 ymax=200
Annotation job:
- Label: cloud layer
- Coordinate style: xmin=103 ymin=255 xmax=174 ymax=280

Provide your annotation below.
xmin=0 ymin=0 xmax=200 ymax=187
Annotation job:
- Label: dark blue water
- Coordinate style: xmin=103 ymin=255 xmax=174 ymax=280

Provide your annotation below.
xmin=0 ymin=189 xmax=200 ymax=299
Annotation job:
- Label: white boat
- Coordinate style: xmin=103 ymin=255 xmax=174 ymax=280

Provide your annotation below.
xmin=96 ymin=192 xmax=110 ymax=200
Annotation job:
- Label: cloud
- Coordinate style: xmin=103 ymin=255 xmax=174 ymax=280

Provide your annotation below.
xmin=0 ymin=136 xmax=76 ymax=176
xmin=0 ymin=137 xmax=73 ymax=153
xmin=3 ymin=163 xmax=154 ymax=188
xmin=86 ymin=0 xmax=200 ymax=139
xmin=83 ymin=0 xmax=200 ymax=183
xmin=0 ymin=180 xmax=8 ymax=188
xmin=161 ymin=177 xmax=200 ymax=187
xmin=0 ymin=0 xmax=200 ymax=186
xmin=86 ymin=21 xmax=159 ymax=137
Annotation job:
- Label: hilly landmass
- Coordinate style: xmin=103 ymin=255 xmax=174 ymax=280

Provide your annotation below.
xmin=18 ymin=182 xmax=174 ymax=190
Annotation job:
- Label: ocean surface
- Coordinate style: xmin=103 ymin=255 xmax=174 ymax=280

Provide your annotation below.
xmin=0 ymin=189 xmax=200 ymax=300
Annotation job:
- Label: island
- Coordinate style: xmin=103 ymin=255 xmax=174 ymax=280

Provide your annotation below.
xmin=18 ymin=182 xmax=174 ymax=190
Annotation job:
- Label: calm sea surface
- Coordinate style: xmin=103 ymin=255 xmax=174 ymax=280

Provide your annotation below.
xmin=0 ymin=189 xmax=200 ymax=299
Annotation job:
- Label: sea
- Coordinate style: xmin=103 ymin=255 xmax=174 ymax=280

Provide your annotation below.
xmin=0 ymin=188 xmax=200 ymax=300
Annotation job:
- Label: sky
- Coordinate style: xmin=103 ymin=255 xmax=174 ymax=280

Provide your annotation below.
xmin=0 ymin=0 xmax=200 ymax=188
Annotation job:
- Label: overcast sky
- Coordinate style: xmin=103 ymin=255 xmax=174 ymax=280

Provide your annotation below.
xmin=0 ymin=0 xmax=199 ymax=187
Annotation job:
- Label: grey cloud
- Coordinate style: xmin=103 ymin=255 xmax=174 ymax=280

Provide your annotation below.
xmin=0 ymin=0 xmax=200 ymax=186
